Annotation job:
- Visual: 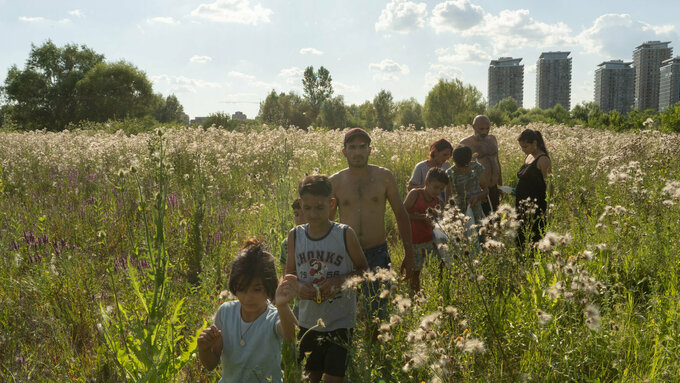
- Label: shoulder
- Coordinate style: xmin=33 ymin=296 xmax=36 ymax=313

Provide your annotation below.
xmin=329 ymin=169 xmax=348 ymax=181
xmin=536 ymin=155 xmax=552 ymax=168
xmin=460 ymin=135 xmax=474 ymax=145
xmin=215 ymin=300 xmax=238 ymax=323
xmin=369 ymin=165 xmax=395 ymax=180
xmin=264 ymin=303 xmax=280 ymax=322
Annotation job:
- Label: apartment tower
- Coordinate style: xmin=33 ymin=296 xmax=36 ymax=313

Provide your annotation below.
xmin=633 ymin=41 xmax=672 ymax=111
xmin=536 ymin=52 xmax=572 ymax=110
xmin=659 ymin=57 xmax=680 ymax=111
xmin=488 ymin=57 xmax=524 ymax=108
xmin=594 ymin=60 xmax=635 ymax=114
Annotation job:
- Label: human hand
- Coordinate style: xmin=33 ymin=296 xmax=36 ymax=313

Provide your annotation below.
xmin=297 ymin=281 xmax=317 ymax=301
xmin=274 ymin=274 xmax=298 ymax=306
xmin=318 ymin=278 xmax=341 ymax=300
xmin=400 ymin=251 xmax=415 ymax=281
xmin=197 ymin=325 xmax=223 ymax=354
xmin=468 ymin=195 xmax=480 ymax=206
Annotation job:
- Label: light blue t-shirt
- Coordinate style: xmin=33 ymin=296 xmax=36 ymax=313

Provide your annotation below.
xmin=214 ymin=300 xmax=283 ymax=383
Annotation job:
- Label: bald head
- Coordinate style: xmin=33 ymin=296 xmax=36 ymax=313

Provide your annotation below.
xmin=472 ymin=115 xmax=490 ymax=138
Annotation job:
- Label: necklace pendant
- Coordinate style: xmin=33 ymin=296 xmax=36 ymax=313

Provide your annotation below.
xmin=240 ymin=338 xmax=245 ymax=347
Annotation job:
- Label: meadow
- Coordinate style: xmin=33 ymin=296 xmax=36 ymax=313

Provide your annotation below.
xmin=1 ymin=123 xmax=680 ymax=382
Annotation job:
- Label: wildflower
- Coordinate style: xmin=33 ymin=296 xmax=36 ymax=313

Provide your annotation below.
xmin=342 ymin=275 xmax=364 ymax=290
xmin=536 ymin=309 xmax=553 ymax=325
xmin=379 ymin=289 xmax=390 ymax=299
xmin=393 ymin=294 xmax=412 ymax=313
xmin=584 ymin=304 xmax=601 ymax=331
xmin=462 ymin=338 xmax=486 ymax=354
xmin=444 ymin=306 xmax=458 ymax=318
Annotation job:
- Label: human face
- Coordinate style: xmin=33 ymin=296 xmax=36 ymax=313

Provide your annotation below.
xmin=431 ymin=149 xmax=452 ymax=167
xmin=293 ymin=208 xmax=306 ymax=225
xmin=519 ymin=140 xmax=538 ymax=156
xmin=236 ymin=279 xmax=269 ymax=319
xmin=300 ymin=193 xmax=334 ymax=227
xmin=342 ymin=138 xmax=371 ymax=168
xmin=424 ymin=180 xmax=446 ymax=200
xmin=473 ymin=119 xmax=490 ymax=139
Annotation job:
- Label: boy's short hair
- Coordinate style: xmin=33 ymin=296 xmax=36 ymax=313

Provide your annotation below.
xmin=452 ymin=145 xmax=472 ymax=167
xmin=228 ymin=239 xmax=277 ymax=300
xmin=426 ymin=167 xmax=449 ymax=185
xmin=291 ymin=199 xmax=301 ymax=210
xmin=343 ymin=127 xmax=371 ymax=147
xmin=298 ymin=174 xmax=332 ymax=198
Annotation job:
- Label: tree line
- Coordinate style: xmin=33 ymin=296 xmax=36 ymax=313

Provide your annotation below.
xmin=3 ymin=41 xmax=680 ymax=133
xmin=0 ymin=41 xmax=187 ymax=131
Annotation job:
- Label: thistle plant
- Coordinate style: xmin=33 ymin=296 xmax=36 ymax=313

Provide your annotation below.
xmin=99 ymin=130 xmax=203 ymax=382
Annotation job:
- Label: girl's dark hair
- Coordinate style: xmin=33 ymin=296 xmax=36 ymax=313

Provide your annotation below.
xmin=425 ymin=167 xmax=449 ymax=184
xmin=518 ymin=129 xmax=549 ymax=157
xmin=228 ymin=238 xmax=278 ymax=300
xmin=429 ymin=138 xmax=454 ymax=159
xmin=452 ymin=145 xmax=472 ymax=167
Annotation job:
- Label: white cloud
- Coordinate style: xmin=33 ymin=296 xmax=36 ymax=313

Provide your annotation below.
xmin=482 ymin=9 xmax=574 ymax=52
xmin=334 ymin=81 xmax=360 ymax=94
xmin=18 ymin=16 xmax=70 ymax=24
xmin=18 ymin=16 xmax=46 ymax=22
xmin=525 ymin=64 xmax=536 ymax=74
xmin=369 ymin=59 xmax=410 ymax=81
xmin=147 ymin=17 xmax=179 ymax=25
xmin=250 ymin=80 xmax=280 ymax=89
xmin=375 ymin=0 xmax=427 ymax=33
xmin=437 ymin=43 xmax=491 ymax=64
xmin=228 ymin=71 xmax=256 ymax=80
xmin=578 ymin=14 xmax=677 ymax=58
xmin=68 ymin=9 xmax=84 ymax=18
xmin=300 ymin=47 xmax=324 ymax=55
xmin=430 ymin=0 xmax=484 ymax=33
xmin=191 ymin=0 xmax=272 ymax=25
xmin=424 ymin=63 xmax=462 ymax=89
xmin=278 ymin=66 xmax=304 ymax=85
xmin=150 ymin=74 xmax=230 ymax=93
xmin=189 ymin=55 xmax=213 ymax=63
xmin=430 ymin=3 xmax=575 ymax=53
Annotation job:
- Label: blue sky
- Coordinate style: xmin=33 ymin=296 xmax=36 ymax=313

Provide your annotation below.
xmin=1 ymin=0 xmax=678 ymax=119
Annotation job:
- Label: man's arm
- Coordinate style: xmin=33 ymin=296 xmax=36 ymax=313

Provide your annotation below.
xmin=493 ymin=136 xmax=503 ymax=185
xmin=384 ymin=170 xmax=415 ymax=279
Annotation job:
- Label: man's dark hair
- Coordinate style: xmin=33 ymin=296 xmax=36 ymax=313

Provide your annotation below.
xmin=298 ymin=174 xmax=332 ymax=198
xmin=228 ymin=239 xmax=277 ymax=300
xmin=452 ymin=145 xmax=472 ymax=167
xmin=426 ymin=167 xmax=449 ymax=184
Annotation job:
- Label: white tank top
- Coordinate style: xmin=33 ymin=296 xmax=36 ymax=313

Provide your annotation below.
xmin=294 ymin=222 xmax=356 ymax=331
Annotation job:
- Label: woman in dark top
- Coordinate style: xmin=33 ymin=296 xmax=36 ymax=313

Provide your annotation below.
xmin=515 ymin=129 xmax=552 ymax=247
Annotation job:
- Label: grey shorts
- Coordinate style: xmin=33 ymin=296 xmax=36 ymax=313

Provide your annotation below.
xmin=360 ymin=242 xmax=391 ymax=319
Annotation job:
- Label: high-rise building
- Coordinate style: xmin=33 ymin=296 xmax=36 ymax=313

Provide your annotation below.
xmin=594 ymin=60 xmax=635 ymax=114
xmin=659 ymin=57 xmax=680 ymax=111
xmin=488 ymin=57 xmax=524 ymax=108
xmin=633 ymin=41 xmax=672 ymax=111
xmin=536 ymin=52 xmax=572 ymax=110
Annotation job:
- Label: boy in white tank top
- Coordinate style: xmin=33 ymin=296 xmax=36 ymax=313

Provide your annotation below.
xmin=285 ymin=174 xmax=368 ymax=383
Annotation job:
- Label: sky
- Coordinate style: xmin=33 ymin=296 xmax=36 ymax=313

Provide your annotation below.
xmin=1 ymin=0 xmax=679 ymax=120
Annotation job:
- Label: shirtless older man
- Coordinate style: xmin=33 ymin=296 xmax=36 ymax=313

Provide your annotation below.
xmin=329 ymin=128 xmax=415 ymax=317
xmin=460 ymin=115 xmax=503 ymax=215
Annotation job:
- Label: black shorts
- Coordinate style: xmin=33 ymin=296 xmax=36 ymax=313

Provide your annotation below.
xmin=298 ymin=327 xmax=353 ymax=377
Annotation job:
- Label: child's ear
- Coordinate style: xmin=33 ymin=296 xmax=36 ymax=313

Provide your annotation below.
xmin=330 ymin=198 xmax=337 ymax=209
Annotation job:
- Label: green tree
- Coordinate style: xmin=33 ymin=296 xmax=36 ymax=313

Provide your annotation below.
xmin=259 ymin=90 xmax=285 ymax=126
xmin=546 ymin=104 xmax=570 ymax=124
xmin=661 ymin=102 xmax=680 ymax=132
xmin=395 ymin=98 xmax=424 ymax=129
xmin=202 ymin=112 xmax=232 ymax=129
xmin=1 ymin=40 xmax=104 ymax=130
xmin=153 ymin=94 xmax=186 ymax=124
xmin=258 ymin=90 xmax=314 ymax=128
xmin=373 ymin=90 xmax=395 ymax=131
xmin=75 ymin=61 xmax=156 ymax=122
xmin=302 ymin=66 xmax=333 ymax=122
xmin=422 ymin=79 xmax=485 ymax=129
xmin=321 ymin=95 xmax=347 ymax=130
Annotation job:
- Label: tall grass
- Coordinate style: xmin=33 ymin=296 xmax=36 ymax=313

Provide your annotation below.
xmin=0 ymin=124 xmax=679 ymax=381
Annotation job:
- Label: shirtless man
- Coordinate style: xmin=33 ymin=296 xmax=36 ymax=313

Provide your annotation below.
xmin=329 ymin=128 xmax=415 ymax=318
xmin=460 ymin=115 xmax=503 ymax=215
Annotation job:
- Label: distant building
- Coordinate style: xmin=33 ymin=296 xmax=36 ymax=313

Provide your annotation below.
xmin=536 ymin=52 xmax=572 ymax=110
xmin=594 ymin=60 xmax=635 ymax=114
xmin=488 ymin=57 xmax=524 ymax=108
xmin=232 ymin=111 xmax=247 ymax=120
xmin=190 ymin=117 xmax=207 ymax=125
xmin=659 ymin=57 xmax=680 ymax=111
xmin=633 ymin=41 xmax=672 ymax=111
